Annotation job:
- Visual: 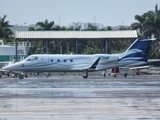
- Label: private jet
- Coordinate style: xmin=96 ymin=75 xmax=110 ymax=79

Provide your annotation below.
xmin=3 ymin=38 xmax=155 ymax=78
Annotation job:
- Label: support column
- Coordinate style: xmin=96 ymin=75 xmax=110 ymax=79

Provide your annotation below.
xmin=46 ymin=40 xmax=48 ymax=54
xmin=76 ymin=40 xmax=78 ymax=54
xmin=15 ymin=39 xmax=18 ymax=62
xmin=105 ymin=40 xmax=108 ymax=54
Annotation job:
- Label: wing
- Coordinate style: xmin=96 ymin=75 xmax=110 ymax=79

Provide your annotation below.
xmin=70 ymin=57 xmax=100 ymax=71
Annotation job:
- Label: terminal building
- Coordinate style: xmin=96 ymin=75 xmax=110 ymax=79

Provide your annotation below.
xmin=0 ymin=40 xmax=31 ymax=62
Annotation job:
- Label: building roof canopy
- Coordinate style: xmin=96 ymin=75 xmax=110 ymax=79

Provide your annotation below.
xmin=15 ymin=30 xmax=137 ymax=40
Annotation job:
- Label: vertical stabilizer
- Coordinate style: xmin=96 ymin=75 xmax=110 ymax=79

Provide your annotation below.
xmin=120 ymin=38 xmax=155 ymax=62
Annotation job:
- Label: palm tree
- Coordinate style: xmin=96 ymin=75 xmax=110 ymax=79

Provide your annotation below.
xmin=131 ymin=4 xmax=160 ymax=38
xmin=143 ymin=4 xmax=160 ymax=38
xmin=130 ymin=4 xmax=160 ymax=58
xmin=0 ymin=15 xmax=13 ymax=38
xmin=130 ymin=14 xmax=147 ymax=36
xmin=36 ymin=19 xmax=54 ymax=31
xmin=36 ymin=19 xmax=55 ymax=53
xmin=142 ymin=4 xmax=160 ymax=58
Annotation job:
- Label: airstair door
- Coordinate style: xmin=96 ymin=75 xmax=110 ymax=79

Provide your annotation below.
xmin=42 ymin=56 xmax=49 ymax=65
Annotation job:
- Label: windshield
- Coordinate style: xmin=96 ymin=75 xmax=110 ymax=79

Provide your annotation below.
xmin=25 ymin=56 xmax=38 ymax=61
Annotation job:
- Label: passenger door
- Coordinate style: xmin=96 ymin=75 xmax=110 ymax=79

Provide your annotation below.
xmin=42 ymin=56 xmax=48 ymax=65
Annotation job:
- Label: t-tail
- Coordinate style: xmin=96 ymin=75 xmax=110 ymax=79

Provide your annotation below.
xmin=119 ymin=38 xmax=155 ymax=64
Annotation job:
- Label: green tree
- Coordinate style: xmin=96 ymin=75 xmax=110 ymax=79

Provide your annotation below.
xmin=36 ymin=19 xmax=54 ymax=30
xmin=35 ymin=19 xmax=55 ymax=54
xmin=143 ymin=4 xmax=160 ymax=38
xmin=67 ymin=26 xmax=74 ymax=31
xmin=75 ymin=26 xmax=81 ymax=31
xmin=86 ymin=23 xmax=98 ymax=31
xmin=130 ymin=14 xmax=147 ymax=36
xmin=118 ymin=26 xmax=130 ymax=30
xmin=28 ymin=26 xmax=36 ymax=31
xmin=54 ymin=25 xmax=61 ymax=31
xmin=0 ymin=15 xmax=13 ymax=38
xmin=105 ymin=26 xmax=123 ymax=54
xmin=106 ymin=26 xmax=112 ymax=31
xmin=130 ymin=4 xmax=160 ymax=58
xmin=82 ymin=46 xmax=101 ymax=54
xmin=143 ymin=4 xmax=160 ymax=58
xmin=61 ymin=26 xmax=67 ymax=31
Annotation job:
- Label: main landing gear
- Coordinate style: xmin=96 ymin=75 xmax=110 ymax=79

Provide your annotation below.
xmin=101 ymin=70 xmax=106 ymax=77
xmin=83 ymin=70 xmax=88 ymax=78
xmin=19 ymin=73 xmax=28 ymax=79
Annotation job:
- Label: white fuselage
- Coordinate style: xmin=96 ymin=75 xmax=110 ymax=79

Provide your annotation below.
xmin=3 ymin=54 xmax=145 ymax=72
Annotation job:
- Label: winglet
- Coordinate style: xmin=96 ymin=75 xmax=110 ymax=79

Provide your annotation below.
xmin=89 ymin=57 xmax=100 ymax=69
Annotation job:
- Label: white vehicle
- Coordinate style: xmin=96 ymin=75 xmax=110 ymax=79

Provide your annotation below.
xmin=0 ymin=62 xmax=14 ymax=78
xmin=3 ymin=38 xmax=155 ymax=78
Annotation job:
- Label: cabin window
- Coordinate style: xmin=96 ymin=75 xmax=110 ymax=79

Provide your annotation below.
xmin=35 ymin=57 xmax=38 ymax=60
xmin=70 ymin=59 xmax=73 ymax=62
xmin=57 ymin=59 xmax=60 ymax=62
xmin=51 ymin=59 xmax=53 ymax=62
xmin=64 ymin=59 xmax=67 ymax=62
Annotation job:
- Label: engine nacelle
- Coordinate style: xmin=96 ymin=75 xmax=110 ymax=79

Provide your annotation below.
xmin=93 ymin=54 xmax=119 ymax=63
xmin=93 ymin=54 xmax=119 ymax=70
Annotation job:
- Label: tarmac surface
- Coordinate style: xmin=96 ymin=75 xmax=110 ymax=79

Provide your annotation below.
xmin=0 ymin=74 xmax=160 ymax=120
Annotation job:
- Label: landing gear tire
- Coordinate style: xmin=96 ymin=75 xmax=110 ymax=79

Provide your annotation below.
xmin=101 ymin=72 xmax=106 ymax=77
xmin=25 ymin=74 xmax=28 ymax=78
xmin=47 ymin=72 xmax=50 ymax=77
xmin=103 ymin=73 xmax=106 ymax=77
xmin=83 ymin=70 xmax=88 ymax=78
xmin=83 ymin=76 xmax=88 ymax=78
xmin=124 ymin=73 xmax=128 ymax=77
xmin=19 ymin=75 xmax=23 ymax=79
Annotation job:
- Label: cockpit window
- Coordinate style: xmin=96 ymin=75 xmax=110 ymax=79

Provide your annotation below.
xmin=35 ymin=57 xmax=38 ymax=60
xmin=25 ymin=56 xmax=38 ymax=61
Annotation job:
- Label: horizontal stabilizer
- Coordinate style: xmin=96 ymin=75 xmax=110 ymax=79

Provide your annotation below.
xmin=129 ymin=66 xmax=149 ymax=70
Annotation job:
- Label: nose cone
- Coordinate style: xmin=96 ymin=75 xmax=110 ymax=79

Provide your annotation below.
xmin=3 ymin=62 xmax=23 ymax=71
xmin=3 ymin=64 xmax=14 ymax=71
xmin=3 ymin=66 xmax=7 ymax=70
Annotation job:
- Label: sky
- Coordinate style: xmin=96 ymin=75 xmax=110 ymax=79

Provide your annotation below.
xmin=0 ymin=0 xmax=160 ymax=27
